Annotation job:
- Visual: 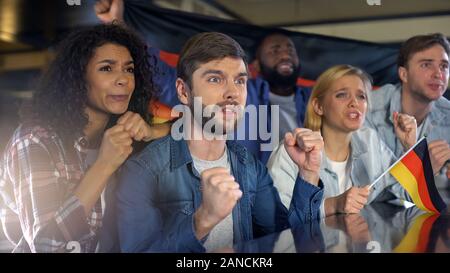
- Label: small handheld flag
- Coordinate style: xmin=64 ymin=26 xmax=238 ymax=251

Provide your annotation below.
xmin=370 ymin=137 xmax=447 ymax=213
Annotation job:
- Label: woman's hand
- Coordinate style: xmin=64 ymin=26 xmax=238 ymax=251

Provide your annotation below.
xmin=96 ymin=124 xmax=133 ymax=174
xmin=117 ymin=111 xmax=169 ymax=142
xmin=325 ymin=186 xmax=370 ymax=215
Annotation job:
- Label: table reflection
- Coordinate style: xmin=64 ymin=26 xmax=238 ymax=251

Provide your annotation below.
xmin=232 ymin=191 xmax=450 ymax=253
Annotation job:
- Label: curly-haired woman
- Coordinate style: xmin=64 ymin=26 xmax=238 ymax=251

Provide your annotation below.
xmin=0 ymin=23 xmax=168 ymax=252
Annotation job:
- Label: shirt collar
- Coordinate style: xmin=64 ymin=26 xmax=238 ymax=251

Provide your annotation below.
xmin=388 ymin=84 xmax=403 ymax=125
xmin=321 ymin=131 xmax=368 ymax=174
xmin=350 ymin=132 xmax=368 ymax=159
xmin=74 ymin=136 xmax=89 ymax=154
xmin=169 ymin=136 xmax=249 ymax=171
xmin=390 ymin=85 xmax=445 ymax=125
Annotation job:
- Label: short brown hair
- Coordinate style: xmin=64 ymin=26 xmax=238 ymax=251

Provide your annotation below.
xmin=177 ymin=32 xmax=248 ymax=88
xmin=397 ymin=33 xmax=450 ymax=68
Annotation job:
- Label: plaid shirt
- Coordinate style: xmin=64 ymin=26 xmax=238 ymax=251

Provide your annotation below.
xmin=0 ymin=123 xmax=103 ymax=252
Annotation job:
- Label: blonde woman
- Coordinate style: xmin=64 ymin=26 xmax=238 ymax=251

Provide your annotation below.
xmin=268 ymin=65 xmax=417 ymax=217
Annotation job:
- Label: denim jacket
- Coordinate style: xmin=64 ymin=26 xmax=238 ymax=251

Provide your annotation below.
xmin=240 ymin=78 xmax=311 ymax=164
xmin=115 ymin=134 xmax=323 ymax=253
xmin=151 ymin=47 xmax=310 ymax=164
xmin=268 ymin=127 xmax=411 ymax=218
xmin=365 ymin=84 xmax=450 ymax=157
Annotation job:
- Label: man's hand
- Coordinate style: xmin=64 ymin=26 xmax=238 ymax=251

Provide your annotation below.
xmin=446 ymin=163 xmax=450 ymax=179
xmin=428 ymin=140 xmax=450 ymax=175
xmin=284 ymin=128 xmax=323 ymax=186
xmin=393 ymin=111 xmax=417 ymax=150
xmin=94 ymin=0 xmax=124 ymax=24
xmin=194 ymin=167 xmax=242 ymax=240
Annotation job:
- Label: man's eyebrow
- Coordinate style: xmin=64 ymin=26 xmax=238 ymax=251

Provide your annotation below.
xmin=200 ymin=70 xmax=248 ymax=78
xmin=201 ymin=70 xmax=224 ymax=77
xmin=417 ymin=58 xmax=449 ymax=63
xmin=236 ymin=72 xmax=249 ymax=77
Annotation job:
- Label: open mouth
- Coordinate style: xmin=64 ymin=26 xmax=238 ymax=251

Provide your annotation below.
xmin=277 ymin=61 xmax=294 ymax=74
xmin=221 ymin=105 xmax=239 ymax=119
xmin=347 ymin=111 xmax=362 ymax=120
xmin=108 ymin=95 xmax=129 ymax=102
xmin=428 ymin=83 xmax=444 ymax=91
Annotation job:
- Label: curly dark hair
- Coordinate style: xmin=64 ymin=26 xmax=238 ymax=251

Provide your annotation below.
xmin=32 ymin=23 xmax=156 ymax=144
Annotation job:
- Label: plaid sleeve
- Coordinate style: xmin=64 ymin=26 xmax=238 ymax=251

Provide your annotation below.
xmin=1 ymin=161 xmax=22 ymax=246
xmin=5 ymin=135 xmax=91 ymax=252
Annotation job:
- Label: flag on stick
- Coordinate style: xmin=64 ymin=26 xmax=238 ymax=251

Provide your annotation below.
xmin=370 ymin=137 xmax=447 ymax=213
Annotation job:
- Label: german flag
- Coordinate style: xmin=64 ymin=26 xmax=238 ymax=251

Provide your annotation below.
xmin=149 ymin=99 xmax=180 ymax=124
xmin=123 ymin=1 xmax=401 ymax=88
xmin=389 ymin=137 xmax=447 ymax=213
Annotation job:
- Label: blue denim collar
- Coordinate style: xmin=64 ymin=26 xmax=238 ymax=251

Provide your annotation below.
xmin=169 ymin=136 xmax=193 ymax=171
xmin=321 ymin=130 xmax=368 ymax=175
xmin=389 ymin=84 xmax=446 ymax=125
xmin=350 ymin=131 xmax=369 ymax=159
xmin=169 ymin=136 xmax=251 ymax=172
xmin=388 ymin=84 xmax=403 ymax=125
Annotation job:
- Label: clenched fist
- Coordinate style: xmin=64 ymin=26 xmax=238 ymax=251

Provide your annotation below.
xmin=428 ymin=140 xmax=450 ymax=175
xmin=118 ymin=111 xmax=154 ymax=142
xmin=393 ymin=111 xmax=417 ymax=150
xmin=194 ymin=167 xmax=242 ymax=240
xmin=284 ymin=128 xmax=324 ymax=186
xmin=96 ymin=124 xmax=133 ymax=175
xmin=94 ymin=0 xmax=124 ymax=24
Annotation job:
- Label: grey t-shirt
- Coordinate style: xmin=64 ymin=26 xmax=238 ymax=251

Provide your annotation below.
xmin=192 ymin=149 xmax=234 ymax=252
xmin=269 ymin=92 xmax=298 ymax=141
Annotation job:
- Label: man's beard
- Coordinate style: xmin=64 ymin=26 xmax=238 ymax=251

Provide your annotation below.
xmin=409 ymin=82 xmax=445 ymax=104
xmin=188 ymin=98 xmax=242 ymax=136
xmin=260 ymin=62 xmax=301 ymax=91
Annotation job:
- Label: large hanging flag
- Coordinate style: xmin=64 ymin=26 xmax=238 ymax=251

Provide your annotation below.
xmin=123 ymin=0 xmax=401 ymax=87
xmin=124 ymin=0 xmax=400 ymax=122
xmin=370 ymin=137 xmax=447 ymax=213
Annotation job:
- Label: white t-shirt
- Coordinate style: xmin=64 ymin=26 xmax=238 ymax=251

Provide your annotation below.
xmin=417 ymin=119 xmax=425 ymax=139
xmin=327 ymin=156 xmax=352 ymax=194
xmin=318 ymin=156 xmax=352 ymax=218
xmin=192 ymin=149 xmax=234 ymax=252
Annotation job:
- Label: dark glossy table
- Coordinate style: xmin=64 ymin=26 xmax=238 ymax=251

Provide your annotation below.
xmin=233 ymin=188 xmax=450 ymax=253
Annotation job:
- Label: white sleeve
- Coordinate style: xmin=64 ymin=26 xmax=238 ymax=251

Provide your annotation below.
xmin=267 ymin=142 xmax=299 ymax=208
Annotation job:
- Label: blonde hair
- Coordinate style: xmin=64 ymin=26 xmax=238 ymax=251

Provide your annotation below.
xmin=304 ymin=64 xmax=372 ymax=131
